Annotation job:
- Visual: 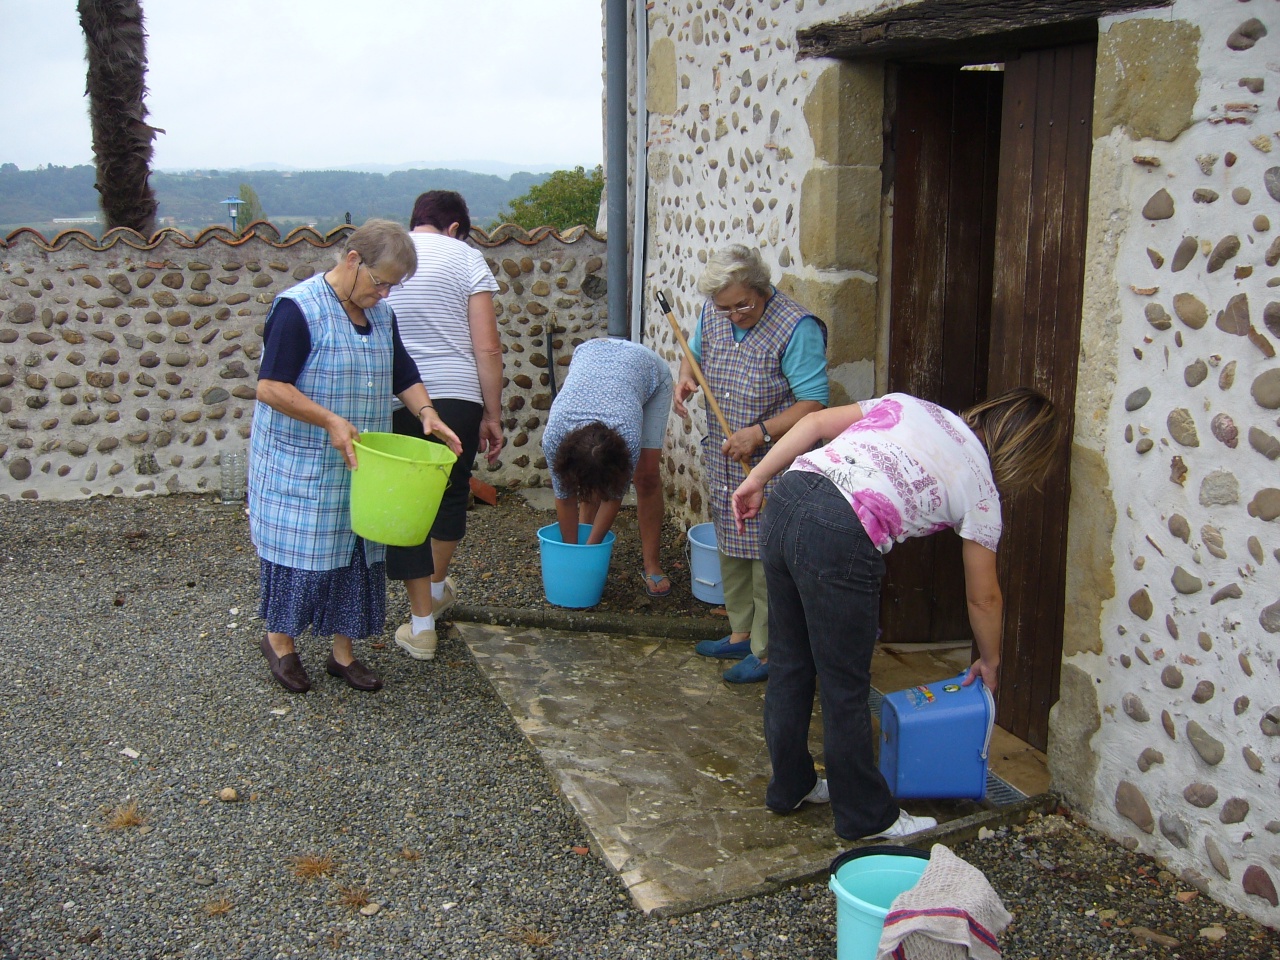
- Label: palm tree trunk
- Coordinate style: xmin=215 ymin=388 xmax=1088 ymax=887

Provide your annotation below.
xmin=78 ymin=0 xmax=160 ymax=235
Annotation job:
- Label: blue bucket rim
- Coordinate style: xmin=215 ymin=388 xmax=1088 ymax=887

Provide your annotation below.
xmin=537 ymin=523 xmax=617 ymax=547
xmin=687 ymin=522 xmax=717 ymax=547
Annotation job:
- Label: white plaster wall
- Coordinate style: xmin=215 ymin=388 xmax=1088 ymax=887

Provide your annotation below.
xmin=1074 ymin=0 xmax=1280 ymax=923
xmin=639 ymin=0 xmax=872 ymax=523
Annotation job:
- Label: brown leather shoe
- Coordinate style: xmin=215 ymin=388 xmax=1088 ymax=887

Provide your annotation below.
xmin=260 ymin=633 xmax=310 ymax=693
xmin=326 ymin=654 xmax=383 ymax=691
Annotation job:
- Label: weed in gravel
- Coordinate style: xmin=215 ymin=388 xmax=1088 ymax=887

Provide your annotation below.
xmin=103 ymin=802 xmax=145 ymax=830
xmin=326 ymin=929 xmax=347 ymax=949
xmin=334 ymin=885 xmax=371 ymax=910
xmin=399 ymin=847 xmax=422 ymax=861
xmin=201 ymin=898 xmax=233 ymax=917
xmin=291 ymin=852 xmax=336 ymax=880
xmin=509 ymin=927 xmax=556 ymax=947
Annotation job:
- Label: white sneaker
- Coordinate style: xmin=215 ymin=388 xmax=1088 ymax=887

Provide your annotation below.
xmin=794 ymin=778 xmax=831 ymax=808
xmin=862 ymin=809 xmax=938 ymax=841
xmin=433 ymin=576 xmax=457 ymax=620
xmin=395 ymin=623 xmax=437 ymax=661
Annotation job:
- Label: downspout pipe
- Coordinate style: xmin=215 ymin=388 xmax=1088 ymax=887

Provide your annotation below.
xmin=605 ymin=0 xmax=628 ymax=338
xmin=629 ymin=0 xmax=648 ymax=344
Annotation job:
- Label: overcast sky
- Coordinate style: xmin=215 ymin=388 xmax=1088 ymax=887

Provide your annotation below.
xmin=3 ymin=0 xmax=605 ymax=173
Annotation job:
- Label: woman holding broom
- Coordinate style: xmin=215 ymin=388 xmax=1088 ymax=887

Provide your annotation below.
xmin=673 ymin=244 xmax=828 ymax=683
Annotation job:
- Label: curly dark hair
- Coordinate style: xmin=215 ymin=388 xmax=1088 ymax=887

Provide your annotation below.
xmin=553 ymin=422 xmax=632 ymax=503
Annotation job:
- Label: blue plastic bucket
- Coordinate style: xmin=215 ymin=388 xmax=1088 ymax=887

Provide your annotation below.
xmin=829 ymin=846 xmax=929 ymax=960
xmin=686 ymin=523 xmax=724 ymax=604
xmin=537 ymin=523 xmax=617 ymax=609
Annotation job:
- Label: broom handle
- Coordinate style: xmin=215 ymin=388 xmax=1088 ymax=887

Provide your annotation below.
xmin=656 ymin=291 xmax=750 ymax=478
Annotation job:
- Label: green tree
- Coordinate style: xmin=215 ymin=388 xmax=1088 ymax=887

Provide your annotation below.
xmin=78 ymin=0 xmax=161 ymax=235
xmin=236 ymin=183 xmax=265 ymax=233
xmin=493 ymin=165 xmax=603 ymax=231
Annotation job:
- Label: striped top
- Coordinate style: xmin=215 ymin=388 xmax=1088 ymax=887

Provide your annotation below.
xmin=386 ymin=231 xmax=500 ymax=404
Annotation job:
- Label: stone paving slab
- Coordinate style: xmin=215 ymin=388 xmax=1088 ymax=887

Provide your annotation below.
xmin=458 ymin=622 xmax=849 ymax=915
xmin=458 ymin=621 xmax=1035 ymax=916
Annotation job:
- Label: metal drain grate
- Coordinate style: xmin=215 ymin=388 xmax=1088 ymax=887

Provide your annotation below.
xmin=867 ymin=686 xmax=1027 ymax=807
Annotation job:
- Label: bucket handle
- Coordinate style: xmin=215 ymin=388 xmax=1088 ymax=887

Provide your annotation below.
xmin=685 ymin=527 xmax=721 ymax=587
xmin=953 ymin=670 xmax=997 ymax=762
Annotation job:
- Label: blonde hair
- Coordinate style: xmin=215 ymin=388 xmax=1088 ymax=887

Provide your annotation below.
xmin=962 ymin=387 xmax=1060 ymax=493
xmin=697 ymin=244 xmax=772 ymax=298
xmin=339 ymin=218 xmax=417 ymax=279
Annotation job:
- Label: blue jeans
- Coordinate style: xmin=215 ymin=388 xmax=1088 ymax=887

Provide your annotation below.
xmin=761 ymin=471 xmax=900 ymax=840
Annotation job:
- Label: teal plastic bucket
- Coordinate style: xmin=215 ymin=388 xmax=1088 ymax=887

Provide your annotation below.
xmin=537 ymin=523 xmax=617 ymax=609
xmin=686 ymin=522 xmax=724 ymax=604
xmin=829 ymin=846 xmax=929 ymax=960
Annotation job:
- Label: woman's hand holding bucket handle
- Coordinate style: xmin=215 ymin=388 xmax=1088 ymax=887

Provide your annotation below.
xmin=325 ymin=414 xmax=361 ymax=470
xmin=419 ymin=407 xmax=463 ymax=456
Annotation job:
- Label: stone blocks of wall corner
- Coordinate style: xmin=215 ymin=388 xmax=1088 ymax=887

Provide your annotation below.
xmin=647 ymin=36 xmax=678 ymax=115
xmin=803 ymin=62 xmax=884 ymax=167
xmin=1047 ymin=662 xmax=1102 ymax=812
xmin=826 ymin=360 xmax=874 ymax=409
xmin=1062 ymin=445 xmax=1115 ymax=657
xmin=775 ymin=272 xmax=876 ymax=365
xmin=1094 ymin=18 xmax=1200 ymax=142
xmin=799 ymin=166 xmax=881 ymax=273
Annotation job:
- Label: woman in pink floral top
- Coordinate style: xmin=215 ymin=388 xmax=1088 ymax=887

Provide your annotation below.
xmin=731 ymin=389 xmax=1059 ymax=842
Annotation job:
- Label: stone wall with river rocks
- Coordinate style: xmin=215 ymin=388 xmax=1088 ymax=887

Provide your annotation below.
xmin=1049 ymin=0 xmax=1280 ymax=926
xmin=636 ymin=0 xmax=1279 ymax=927
xmin=0 ymin=223 xmax=606 ymax=501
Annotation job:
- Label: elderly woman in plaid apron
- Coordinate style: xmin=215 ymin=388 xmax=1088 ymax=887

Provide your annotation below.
xmin=673 ymin=245 xmax=828 ymax=684
xmin=250 ymin=220 xmax=461 ymax=694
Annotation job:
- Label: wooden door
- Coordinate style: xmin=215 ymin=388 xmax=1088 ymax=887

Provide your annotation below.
xmin=985 ymin=42 xmax=1093 ymax=749
xmin=883 ymin=66 xmax=1003 ymax=645
xmin=884 ymin=42 xmax=1093 ymax=750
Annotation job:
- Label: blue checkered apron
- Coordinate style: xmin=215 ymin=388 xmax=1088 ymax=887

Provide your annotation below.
xmin=701 ymin=289 xmax=826 ymax=558
xmin=249 ymin=274 xmax=395 ymax=571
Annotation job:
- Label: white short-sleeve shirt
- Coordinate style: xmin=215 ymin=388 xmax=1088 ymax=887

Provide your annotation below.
xmin=790 ymin=394 xmax=1002 ymax=553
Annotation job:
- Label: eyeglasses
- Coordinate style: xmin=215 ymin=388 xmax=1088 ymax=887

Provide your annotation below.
xmin=360 ymin=261 xmax=397 ymax=295
xmin=712 ymin=298 xmax=756 ymax=319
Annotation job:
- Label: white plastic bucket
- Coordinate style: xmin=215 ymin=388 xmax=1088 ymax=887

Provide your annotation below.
xmin=686 ymin=523 xmax=724 ymax=605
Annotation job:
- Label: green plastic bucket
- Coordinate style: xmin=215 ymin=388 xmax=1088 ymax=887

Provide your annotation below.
xmin=829 ymin=846 xmax=929 ymax=960
xmin=349 ymin=432 xmax=457 ymax=546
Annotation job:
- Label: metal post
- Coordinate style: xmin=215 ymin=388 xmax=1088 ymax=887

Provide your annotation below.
xmin=605 ymin=0 xmax=628 ymax=338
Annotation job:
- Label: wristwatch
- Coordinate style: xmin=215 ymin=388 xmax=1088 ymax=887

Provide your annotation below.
xmin=756 ymin=420 xmax=772 ymax=444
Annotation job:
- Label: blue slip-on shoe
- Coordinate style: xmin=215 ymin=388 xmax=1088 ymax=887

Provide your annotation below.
xmin=695 ymin=635 xmax=752 ymax=660
xmin=723 ymin=653 xmax=769 ymax=684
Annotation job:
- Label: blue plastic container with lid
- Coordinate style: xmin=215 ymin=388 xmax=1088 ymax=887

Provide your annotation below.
xmin=877 ymin=671 xmax=995 ymax=800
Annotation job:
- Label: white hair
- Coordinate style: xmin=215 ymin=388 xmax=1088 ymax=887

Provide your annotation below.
xmin=696 ymin=244 xmax=772 ymax=298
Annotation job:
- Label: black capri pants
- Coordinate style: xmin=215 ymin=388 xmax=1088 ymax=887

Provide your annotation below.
xmin=385 ymin=398 xmax=483 ymax=581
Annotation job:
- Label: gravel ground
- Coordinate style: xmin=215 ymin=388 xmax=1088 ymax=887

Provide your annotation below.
xmin=2 ymin=493 xmax=1278 ymax=959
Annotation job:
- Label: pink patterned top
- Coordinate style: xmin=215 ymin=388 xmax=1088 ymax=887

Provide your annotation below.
xmin=790 ymin=394 xmax=1002 ymax=554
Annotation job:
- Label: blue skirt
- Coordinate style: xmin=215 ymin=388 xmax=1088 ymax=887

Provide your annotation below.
xmin=259 ymin=539 xmax=386 ymax=640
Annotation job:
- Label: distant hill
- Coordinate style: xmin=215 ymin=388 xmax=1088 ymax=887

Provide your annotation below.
xmin=0 ymin=164 xmax=549 ymax=236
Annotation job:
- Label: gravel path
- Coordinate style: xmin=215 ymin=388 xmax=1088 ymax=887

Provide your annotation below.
xmin=2 ymin=494 xmax=1277 ymax=959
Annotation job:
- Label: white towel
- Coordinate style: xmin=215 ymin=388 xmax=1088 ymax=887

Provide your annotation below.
xmin=876 ymin=844 xmax=1013 ymax=960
